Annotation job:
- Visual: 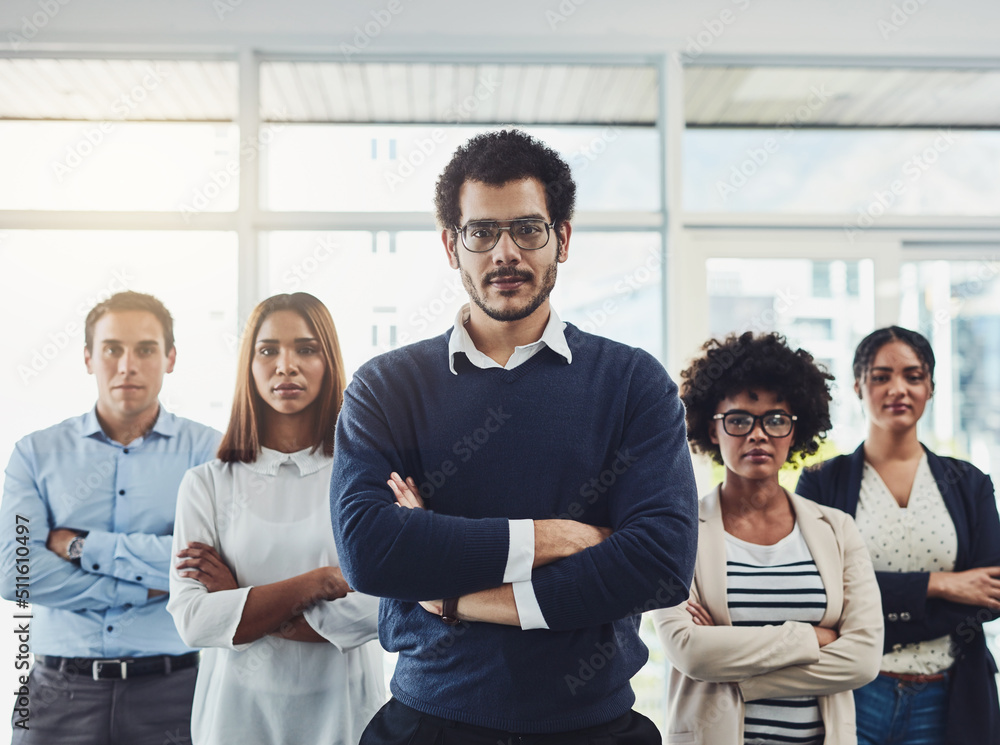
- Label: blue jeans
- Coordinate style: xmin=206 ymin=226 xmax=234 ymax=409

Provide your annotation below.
xmin=855 ymin=672 xmax=949 ymax=745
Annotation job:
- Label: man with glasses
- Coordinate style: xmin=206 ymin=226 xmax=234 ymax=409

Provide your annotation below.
xmin=332 ymin=129 xmax=698 ymax=744
xmin=0 ymin=291 xmax=220 ymax=744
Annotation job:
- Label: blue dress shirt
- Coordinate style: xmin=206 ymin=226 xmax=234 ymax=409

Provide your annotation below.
xmin=0 ymin=406 xmax=220 ymax=658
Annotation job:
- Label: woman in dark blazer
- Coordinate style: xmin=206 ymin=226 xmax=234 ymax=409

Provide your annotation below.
xmin=797 ymin=325 xmax=1000 ymax=745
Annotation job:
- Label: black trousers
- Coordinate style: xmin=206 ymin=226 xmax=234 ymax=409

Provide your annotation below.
xmin=360 ymin=698 xmax=661 ymax=745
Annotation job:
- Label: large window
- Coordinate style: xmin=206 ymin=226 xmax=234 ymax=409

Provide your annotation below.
xmin=264 ymin=125 xmax=661 ymax=213
xmin=705 ymin=257 xmax=874 ymax=455
xmin=684 ymin=129 xmax=1000 ymax=215
xmin=900 ymin=257 xmax=1000 ymax=470
xmin=0 ymin=122 xmax=239 ymax=212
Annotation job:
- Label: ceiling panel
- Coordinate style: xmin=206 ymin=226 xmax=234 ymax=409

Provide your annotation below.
xmin=0 ymin=59 xmax=238 ymax=121
xmin=256 ymin=61 xmax=659 ymax=125
xmin=6 ymin=59 xmax=992 ymax=128
xmin=685 ymin=65 xmax=1000 ymax=128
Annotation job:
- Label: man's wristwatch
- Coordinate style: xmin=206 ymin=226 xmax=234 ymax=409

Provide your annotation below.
xmin=441 ymin=597 xmax=460 ymax=625
xmin=66 ymin=533 xmax=87 ymax=561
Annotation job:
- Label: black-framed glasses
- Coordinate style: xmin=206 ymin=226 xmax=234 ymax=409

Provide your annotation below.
xmin=712 ymin=410 xmax=798 ymax=438
xmin=457 ymin=219 xmax=555 ymax=253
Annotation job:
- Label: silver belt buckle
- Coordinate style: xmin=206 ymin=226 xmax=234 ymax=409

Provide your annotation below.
xmin=92 ymin=659 xmax=128 ymax=680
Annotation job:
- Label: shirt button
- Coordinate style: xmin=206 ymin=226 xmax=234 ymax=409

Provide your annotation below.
xmin=119 ymin=489 xmax=125 ymax=495
xmin=123 ymin=448 xmax=129 ymax=454
xmin=900 ymin=612 xmax=911 ymax=622
xmin=92 ymin=563 xmax=100 ymax=570
xmin=136 ymin=576 xmax=142 ymax=582
xmin=887 ymin=613 xmax=899 ymax=622
xmin=106 ymin=626 xmax=114 ymax=632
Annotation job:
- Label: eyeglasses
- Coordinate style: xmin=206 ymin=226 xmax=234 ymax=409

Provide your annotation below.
xmin=712 ymin=410 xmax=798 ymax=438
xmin=457 ymin=219 xmax=555 ymax=253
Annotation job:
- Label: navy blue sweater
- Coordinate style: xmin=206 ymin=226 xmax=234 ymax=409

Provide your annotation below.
xmin=330 ymin=325 xmax=698 ymax=733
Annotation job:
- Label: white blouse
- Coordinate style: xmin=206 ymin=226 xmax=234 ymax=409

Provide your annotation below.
xmin=168 ymin=447 xmax=385 ymax=745
xmin=856 ymin=453 xmax=958 ymax=675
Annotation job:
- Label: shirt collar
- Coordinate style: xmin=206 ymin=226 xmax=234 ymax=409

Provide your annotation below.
xmin=447 ymin=303 xmax=573 ymax=374
xmin=246 ymin=446 xmax=331 ymax=476
xmin=80 ymin=403 xmax=176 ymax=441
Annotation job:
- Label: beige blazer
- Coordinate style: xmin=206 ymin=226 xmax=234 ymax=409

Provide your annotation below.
xmin=651 ymin=487 xmax=883 ymax=745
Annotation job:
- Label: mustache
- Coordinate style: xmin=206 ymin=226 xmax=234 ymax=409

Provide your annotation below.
xmin=483 ymin=267 xmax=533 ymax=282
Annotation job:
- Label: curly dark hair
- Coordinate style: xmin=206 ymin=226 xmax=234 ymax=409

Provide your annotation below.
xmin=680 ymin=331 xmax=834 ymax=465
xmin=433 ymin=129 xmax=576 ymax=232
xmin=852 ymin=325 xmax=935 ymax=394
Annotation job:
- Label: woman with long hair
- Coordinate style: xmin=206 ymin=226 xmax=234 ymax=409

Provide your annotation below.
xmin=168 ymin=293 xmax=383 ymax=745
xmin=797 ymin=326 xmax=1000 ymax=745
xmin=654 ymin=331 xmax=883 ymax=744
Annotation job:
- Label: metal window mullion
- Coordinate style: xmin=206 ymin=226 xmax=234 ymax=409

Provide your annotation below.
xmin=237 ymin=47 xmax=261 ymax=328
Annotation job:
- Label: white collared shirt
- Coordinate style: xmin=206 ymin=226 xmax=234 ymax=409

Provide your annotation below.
xmin=446 ymin=303 xmax=573 ymax=630
xmin=447 ymin=303 xmax=573 ymax=374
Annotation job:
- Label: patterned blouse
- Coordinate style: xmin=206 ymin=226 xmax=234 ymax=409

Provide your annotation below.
xmin=856 ymin=454 xmax=958 ymax=674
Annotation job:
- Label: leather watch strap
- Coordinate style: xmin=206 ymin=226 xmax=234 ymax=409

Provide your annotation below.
xmin=441 ymin=597 xmax=460 ymax=625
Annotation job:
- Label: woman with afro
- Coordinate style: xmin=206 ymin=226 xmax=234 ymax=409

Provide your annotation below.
xmin=653 ymin=331 xmax=883 ymax=745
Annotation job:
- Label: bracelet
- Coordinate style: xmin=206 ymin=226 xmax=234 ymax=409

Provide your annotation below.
xmin=441 ymin=597 xmax=460 ymax=626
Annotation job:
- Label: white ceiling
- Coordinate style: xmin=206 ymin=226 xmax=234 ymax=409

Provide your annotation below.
xmin=1 ymin=0 xmax=998 ymax=60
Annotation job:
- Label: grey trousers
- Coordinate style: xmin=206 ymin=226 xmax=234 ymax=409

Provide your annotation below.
xmin=11 ymin=662 xmax=197 ymax=745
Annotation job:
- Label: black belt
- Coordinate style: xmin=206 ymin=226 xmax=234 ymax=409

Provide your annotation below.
xmin=36 ymin=652 xmax=199 ymax=680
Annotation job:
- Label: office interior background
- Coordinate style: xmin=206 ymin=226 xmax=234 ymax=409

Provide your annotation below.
xmin=1 ymin=0 xmax=999 ymax=733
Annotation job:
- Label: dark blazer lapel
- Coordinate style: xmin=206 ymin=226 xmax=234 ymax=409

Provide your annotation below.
xmin=846 ymin=443 xmax=866 ymax=515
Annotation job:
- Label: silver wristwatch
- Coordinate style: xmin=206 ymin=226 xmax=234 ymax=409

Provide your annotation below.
xmin=67 ymin=534 xmax=86 ymax=561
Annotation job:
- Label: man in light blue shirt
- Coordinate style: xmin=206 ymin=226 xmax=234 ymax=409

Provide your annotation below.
xmin=0 ymin=291 xmax=220 ymax=744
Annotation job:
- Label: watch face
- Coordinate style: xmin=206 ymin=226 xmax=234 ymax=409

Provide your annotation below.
xmin=67 ymin=536 xmax=85 ymax=560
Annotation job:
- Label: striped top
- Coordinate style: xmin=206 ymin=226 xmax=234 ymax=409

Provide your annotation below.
xmin=726 ymin=522 xmax=827 ymax=745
